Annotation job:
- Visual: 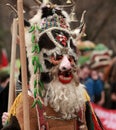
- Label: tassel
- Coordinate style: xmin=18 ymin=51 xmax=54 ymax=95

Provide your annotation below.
xmin=77 ymin=105 xmax=88 ymax=130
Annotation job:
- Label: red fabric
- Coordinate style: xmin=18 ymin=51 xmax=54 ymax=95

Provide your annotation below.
xmin=92 ymin=103 xmax=116 ymax=130
xmin=92 ymin=112 xmax=103 ymax=130
xmin=37 ymin=105 xmax=48 ymax=129
xmin=0 ymin=49 xmax=8 ymax=68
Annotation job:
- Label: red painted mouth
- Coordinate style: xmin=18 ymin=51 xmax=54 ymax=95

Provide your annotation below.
xmin=58 ymin=70 xmax=73 ymax=84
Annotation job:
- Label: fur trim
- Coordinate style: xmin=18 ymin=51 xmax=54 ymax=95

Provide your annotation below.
xmin=44 ymin=82 xmax=87 ymax=119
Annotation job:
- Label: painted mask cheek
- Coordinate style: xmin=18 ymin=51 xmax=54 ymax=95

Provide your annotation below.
xmin=68 ymin=56 xmax=76 ymax=65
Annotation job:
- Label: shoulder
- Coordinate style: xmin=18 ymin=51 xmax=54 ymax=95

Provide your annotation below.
xmin=85 ymin=78 xmax=94 ymax=86
xmin=78 ymin=83 xmax=90 ymax=101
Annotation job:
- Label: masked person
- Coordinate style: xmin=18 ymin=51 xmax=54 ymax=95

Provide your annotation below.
xmin=1 ymin=3 xmax=104 ymax=130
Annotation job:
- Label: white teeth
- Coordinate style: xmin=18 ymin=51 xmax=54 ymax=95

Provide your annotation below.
xmin=59 ymin=75 xmax=72 ymax=80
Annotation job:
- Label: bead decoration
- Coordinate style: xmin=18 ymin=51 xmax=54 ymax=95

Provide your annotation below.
xmin=56 ymin=34 xmax=68 ymax=47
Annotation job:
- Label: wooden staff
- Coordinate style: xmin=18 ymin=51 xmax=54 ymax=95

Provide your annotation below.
xmin=8 ymin=18 xmax=17 ymax=111
xmin=17 ymin=0 xmax=30 ymax=130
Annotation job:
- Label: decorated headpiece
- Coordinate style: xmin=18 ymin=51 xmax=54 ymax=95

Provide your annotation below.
xmin=89 ymin=44 xmax=112 ymax=69
xmin=76 ymin=40 xmax=95 ymax=66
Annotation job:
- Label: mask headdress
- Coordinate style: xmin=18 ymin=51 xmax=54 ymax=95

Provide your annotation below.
xmin=89 ymin=44 xmax=112 ymax=69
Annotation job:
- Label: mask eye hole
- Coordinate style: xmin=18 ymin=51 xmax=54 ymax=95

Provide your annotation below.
xmin=50 ymin=54 xmax=63 ymax=65
xmin=68 ymin=57 xmax=73 ymax=62
xmin=56 ymin=55 xmax=63 ymax=60
xmin=68 ymin=56 xmax=75 ymax=64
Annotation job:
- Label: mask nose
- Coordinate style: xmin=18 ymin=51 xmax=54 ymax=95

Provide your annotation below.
xmin=59 ymin=55 xmax=71 ymax=71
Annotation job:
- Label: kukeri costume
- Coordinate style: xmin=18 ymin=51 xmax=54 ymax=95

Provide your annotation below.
xmin=2 ymin=3 xmax=104 ymax=130
xmin=88 ymin=44 xmax=112 ymax=70
xmin=76 ymin=40 xmax=96 ymax=66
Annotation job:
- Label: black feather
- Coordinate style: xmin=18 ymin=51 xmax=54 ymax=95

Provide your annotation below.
xmin=41 ymin=6 xmax=54 ymax=18
xmin=85 ymin=101 xmax=94 ymax=130
xmin=70 ymin=39 xmax=77 ymax=53
xmin=41 ymin=6 xmax=64 ymax=18
xmin=40 ymin=72 xmax=53 ymax=83
xmin=24 ymin=19 xmax=30 ymax=27
xmin=44 ymin=60 xmax=54 ymax=69
xmin=38 ymin=33 xmax=56 ymax=51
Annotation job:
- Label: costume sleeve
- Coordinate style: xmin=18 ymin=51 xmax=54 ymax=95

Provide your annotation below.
xmin=8 ymin=93 xmax=22 ymax=120
xmin=85 ymin=78 xmax=94 ymax=101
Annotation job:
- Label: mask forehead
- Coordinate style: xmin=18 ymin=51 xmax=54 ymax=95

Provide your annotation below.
xmin=38 ymin=28 xmax=78 ymax=59
xmin=51 ymin=29 xmax=69 ymax=47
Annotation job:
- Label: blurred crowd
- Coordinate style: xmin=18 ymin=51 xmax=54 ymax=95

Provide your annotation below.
xmin=0 ymin=45 xmax=9 ymax=128
xmin=79 ymin=63 xmax=116 ymax=109
xmin=0 ymin=41 xmax=116 ymax=128
xmin=77 ymin=40 xmax=116 ymax=109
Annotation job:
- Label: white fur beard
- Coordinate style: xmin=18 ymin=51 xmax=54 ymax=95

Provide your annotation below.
xmin=44 ymin=79 xmax=86 ymax=120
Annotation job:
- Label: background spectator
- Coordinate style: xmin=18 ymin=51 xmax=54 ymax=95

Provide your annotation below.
xmin=79 ymin=64 xmax=91 ymax=84
xmin=0 ymin=69 xmax=10 ymax=129
xmin=85 ymin=69 xmax=105 ymax=106
xmin=0 ymin=45 xmax=9 ymax=69
xmin=108 ymin=61 xmax=116 ymax=109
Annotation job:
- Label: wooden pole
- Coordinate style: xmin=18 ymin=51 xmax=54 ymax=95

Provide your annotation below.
xmin=17 ymin=0 xmax=30 ymax=130
xmin=8 ymin=18 xmax=17 ymax=111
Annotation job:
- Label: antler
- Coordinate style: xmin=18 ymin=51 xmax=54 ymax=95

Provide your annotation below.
xmin=6 ymin=3 xmax=26 ymax=15
xmin=58 ymin=0 xmax=75 ymax=8
xmin=6 ymin=3 xmax=17 ymax=16
xmin=6 ymin=3 xmax=30 ymax=27
xmin=33 ymin=0 xmax=42 ymax=6
xmin=33 ymin=0 xmax=75 ymax=9
xmin=70 ymin=5 xmax=78 ymax=22
xmin=80 ymin=10 xmax=86 ymax=24
xmin=71 ymin=10 xmax=86 ymax=40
